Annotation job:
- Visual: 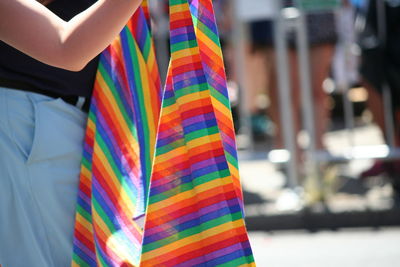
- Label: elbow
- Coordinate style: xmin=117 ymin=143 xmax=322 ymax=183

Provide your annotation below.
xmin=54 ymin=53 xmax=88 ymax=72
xmin=63 ymin=62 xmax=86 ymax=72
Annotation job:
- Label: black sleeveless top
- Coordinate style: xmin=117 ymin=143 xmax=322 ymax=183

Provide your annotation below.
xmin=0 ymin=0 xmax=99 ymax=98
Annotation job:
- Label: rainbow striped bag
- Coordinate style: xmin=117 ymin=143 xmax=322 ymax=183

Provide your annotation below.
xmin=72 ymin=0 xmax=255 ymax=266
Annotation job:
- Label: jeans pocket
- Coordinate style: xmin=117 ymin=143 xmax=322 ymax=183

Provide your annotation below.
xmin=26 ymin=97 xmax=87 ymax=163
xmin=5 ymin=90 xmax=36 ymax=162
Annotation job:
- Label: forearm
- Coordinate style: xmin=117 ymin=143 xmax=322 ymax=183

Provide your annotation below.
xmin=0 ymin=0 xmax=142 ymax=71
xmin=60 ymin=0 xmax=142 ymax=70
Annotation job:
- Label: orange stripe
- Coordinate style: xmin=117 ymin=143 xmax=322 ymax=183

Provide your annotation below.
xmin=141 ymin=226 xmax=248 ymax=265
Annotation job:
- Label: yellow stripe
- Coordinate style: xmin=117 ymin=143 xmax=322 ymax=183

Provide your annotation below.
xmin=156 ymin=146 xmax=186 ymax=163
xmin=186 ymin=133 xmax=221 ymax=148
xmin=170 ymin=3 xmax=189 ymax=14
xmin=148 ymin=174 xmax=232 ymax=213
xmin=160 ymin=102 xmax=179 ymax=117
xmin=172 ymin=47 xmax=199 ymax=60
xmin=141 ymin=219 xmax=245 ymax=261
xmin=87 ymin=119 xmax=96 ymax=132
xmin=211 ymin=95 xmax=232 ymax=118
xmin=76 ymin=213 xmax=93 ymax=234
xmin=134 ymin=40 xmax=156 ymax=143
xmin=228 ymin=162 xmax=240 ymax=180
xmin=92 ymin=209 xmax=113 ymax=241
xmin=97 ymin=75 xmax=137 ymax=148
xmin=93 ymin=143 xmax=136 ymax=216
xmin=155 ymin=133 xmax=222 ymax=165
xmin=176 ymin=90 xmax=210 ymax=106
xmin=80 ymin=166 xmax=91 ymax=180
xmin=196 ymin=30 xmax=224 ymax=60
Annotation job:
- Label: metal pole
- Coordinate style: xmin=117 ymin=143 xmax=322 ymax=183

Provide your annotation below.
xmin=294 ymin=7 xmax=323 ymax=199
xmin=342 ymin=43 xmax=356 ymax=147
xmin=273 ymin=2 xmax=299 ymax=188
xmin=233 ymin=0 xmax=254 ymax=150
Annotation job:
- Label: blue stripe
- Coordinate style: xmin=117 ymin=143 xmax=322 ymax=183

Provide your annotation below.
xmin=73 ymin=244 xmax=97 ymax=267
xmin=183 ymin=118 xmax=218 ymax=135
xmin=174 ymin=75 xmax=207 ymax=91
xmin=120 ymin=29 xmax=150 ymax=201
xmin=171 ymin=31 xmax=197 ymax=45
xmin=196 ymin=247 xmax=253 ymax=267
xmin=149 ymin=160 xmax=229 ymax=196
xmin=96 ymin=114 xmax=139 ymax=199
xmin=143 ymin=204 xmax=242 ymax=244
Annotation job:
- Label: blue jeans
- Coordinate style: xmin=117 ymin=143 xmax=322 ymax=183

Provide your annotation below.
xmin=0 ymin=87 xmax=87 ymax=267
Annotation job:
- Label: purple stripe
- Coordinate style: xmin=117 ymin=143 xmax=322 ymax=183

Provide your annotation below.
xmin=78 ymin=190 xmax=91 ymax=206
xmin=92 ymin=178 xmax=139 ymax=246
xmin=173 ymin=69 xmax=204 ymax=83
xmin=73 ymin=238 xmax=97 ymax=262
xmin=144 ymin=198 xmax=239 ymax=236
xmin=157 ymin=128 xmax=184 ymax=143
xmin=157 ymin=113 xmax=216 ymax=141
xmin=151 ymin=168 xmax=190 ymax=188
xmin=96 ymin=110 xmax=142 ymax=190
xmin=182 ymin=112 xmax=215 ymax=128
xmin=220 ymin=132 xmax=236 ymax=149
xmin=203 ymin=64 xmax=227 ymax=96
xmin=151 ymin=155 xmax=225 ymax=188
xmin=171 ymin=26 xmax=195 ymax=38
xmin=190 ymin=155 xmax=226 ymax=172
xmin=175 ymin=241 xmax=251 ymax=267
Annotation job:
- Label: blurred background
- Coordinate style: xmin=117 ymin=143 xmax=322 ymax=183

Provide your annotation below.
xmin=150 ymin=0 xmax=400 ymax=265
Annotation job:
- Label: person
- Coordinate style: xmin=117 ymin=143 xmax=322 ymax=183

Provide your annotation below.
xmin=0 ymin=0 xmax=142 ymax=70
xmin=357 ymin=0 xmax=400 ymax=205
xmin=267 ymin=1 xmax=337 ymax=170
xmin=0 ymin=0 xmax=142 ymax=266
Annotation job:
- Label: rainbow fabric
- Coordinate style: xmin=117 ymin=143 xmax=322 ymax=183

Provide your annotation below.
xmin=72 ymin=0 xmax=254 ymax=266
xmin=71 ymin=2 xmax=162 ymax=266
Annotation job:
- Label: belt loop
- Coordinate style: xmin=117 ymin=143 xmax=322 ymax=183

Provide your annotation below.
xmin=76 ymin=97 xmax=86 ymax=110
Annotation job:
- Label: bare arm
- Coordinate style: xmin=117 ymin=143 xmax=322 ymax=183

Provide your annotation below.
xmin=0 ymin=0 xmax=142 ymax=71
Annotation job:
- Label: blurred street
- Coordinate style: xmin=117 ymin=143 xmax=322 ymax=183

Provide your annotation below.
xmin=248 ymin=228 xmax=400 ymax=267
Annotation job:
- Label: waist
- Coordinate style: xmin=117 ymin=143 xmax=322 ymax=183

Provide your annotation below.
xmin=0 ymin=79 xmax=90 ymax=112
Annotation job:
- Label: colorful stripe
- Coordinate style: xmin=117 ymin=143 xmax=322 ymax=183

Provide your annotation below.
xmin=72 ymin=0 xmax=254 ymax=266
xmin=140 ymin=0 xmax=254 ymax=266
xmin=72 ymin=2 xmax=162 ymax=266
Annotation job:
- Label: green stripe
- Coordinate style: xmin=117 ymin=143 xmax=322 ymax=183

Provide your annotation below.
xmin=76 ymin=205 xmax=92 ymax=223
xmin=171 ymin=39 xmax=198 ymax=53
xmin=170 ymin=0 xmax=186 ymax=6
xmin=210 ymin=86 xmax=230 ymax=109
xmin=92 ymin=198 xmax=117 ymax=234
xmin=72 ymin=254 xmax=91 ymax=267
xmin=216 ymin=255 xmax=255 ymax=267
xmin=96 ymin=134 xmax=137 ymax=206
xmin=142 ymin=32 xmax=151 ymax=60
xmin=185 ymin=125 xmax=219 ymax=142
xmin=88 ymin=110 xmax=96 ymax=123
xmin=192 ymin=18 xmax=220 ymax=47
xmin=142 ymin=212 xmax=243 ymax=252
xmin=81 ymin=157 xmax=92 ymax=172
xmin=156 ymin=139 xmax=185 ymax=156
xmin=97 ymin=250 xmax=110 ymax=267
xmin=225 ymin=152 xmax=238 ymax=170
xmin=175 ymin=82 xmax=208 ymax=98
xmin=149 ymin=168 xmax=230 ymax=204
xmin=162 ymin=97 xmax=176 ymax=108
xmin=98 ymin=64 xmax=134 ymax=134
xmin=125 ymin=31 xmax=152 ymax=183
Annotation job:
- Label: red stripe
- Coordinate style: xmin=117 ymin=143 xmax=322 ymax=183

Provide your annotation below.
xmin=146 ymin=188 xmax=237 ymax=228
xmin=161 ymin=233 xmax=249 ymax=266
xmin=91 ymin=160 xmax=142 ymax=243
